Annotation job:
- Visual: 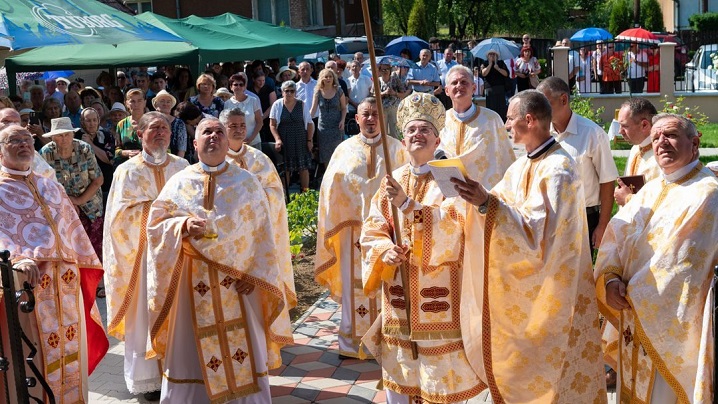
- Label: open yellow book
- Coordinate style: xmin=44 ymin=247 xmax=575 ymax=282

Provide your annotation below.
xmin=428 ymin=157 xmax=467 ymax=198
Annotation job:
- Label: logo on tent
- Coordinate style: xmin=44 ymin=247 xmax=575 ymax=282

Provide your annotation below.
xmin=31 ymin=3 xmax=124 ymax=37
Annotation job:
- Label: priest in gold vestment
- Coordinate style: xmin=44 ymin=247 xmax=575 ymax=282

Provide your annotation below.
xmin=146 ymin=118 xmax=293 ymax=403
xmin=360 ymin=93 xmax=484 ymax=403
xmin=439 ymin=66 xmax=515 ymax=186
xmin=0 ymin=125 xmax=108 ymax=403
xmin=315 ymin=97 xmax=408 ymax=358
xmin=455 ymin=91 xmax=606 ymax=403
xmin=613 ymin=98 xmax=661 ymax=207
xmin=596 ymin=113 xmax=718 ymax=403
xmin=219 ymin=108 xmax=296 ymax=311
xmin=103 ymin=112 xmax=188 ymax=398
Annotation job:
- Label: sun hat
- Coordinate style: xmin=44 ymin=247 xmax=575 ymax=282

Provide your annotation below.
xmin=214 ymin=87 xmax=232 ymax=98
xmin=18 ymin=108 xmax=34 ymax=115
xmin=110 ymin=102 xmax=128 ymax=114
xmin=56 ymin=77 xmax=71 ymax=85
xmin=151 ymin=89 xmax=177 ymax=109
xmin=43 ymin=117 xmax=79 ymax=138
xmin=276 ymin=66 xmax=297 ymax=81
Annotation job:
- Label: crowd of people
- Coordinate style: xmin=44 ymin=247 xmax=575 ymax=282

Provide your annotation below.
xmin=0 ymin=41 xmax=713 ymax=404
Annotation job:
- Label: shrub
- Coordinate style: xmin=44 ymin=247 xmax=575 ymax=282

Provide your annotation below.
xmin=570 ymin=92 xmax=605 ymax=127
xmin=689 ymin=12 xmax=718 ymax=32
xmin=658 ymin=95 xmax=709 ymax=127
xmin=407 ymin=0 xmax=430 ymax=40
xmin=286 ymin=190 xmax=319 ymax=260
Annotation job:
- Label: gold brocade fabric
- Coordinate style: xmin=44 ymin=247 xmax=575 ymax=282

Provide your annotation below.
xmin=360 ymin=165 xmax=484 ymax=403
xmin=596 ymin=165 xmax=718 ymax=403
xmin=102 ymin=154 xmax=188 ymax=340
xmin=440 ymin=107 xmax=516 ymax=188
xmin=0 ymin=171 xmax=105 ymax=403
xmin=33 ymin=151 xmax=57 ymax=180
xmin=315 ymin=136 xmax=408 ymax=350
xmin=146 ymin=164 xmax=292 ymax=401
xmin=625 ymin=143 xmax=661 ymax=179
xmin=461 ymin=145 xmax=607 ymax=404
xmin=227 ymin=146 xmax=296 ymax=308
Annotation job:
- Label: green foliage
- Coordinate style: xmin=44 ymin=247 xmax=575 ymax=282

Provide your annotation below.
xmin=689 ymin=12 xmax=718 ymax=32
xmin=641 ymin=0 xmax=665 ymax=32
xmin=286 ymin=190 xmax=319 ymax=260
xmin=570 ymin=92 xmax=605 ymax=127
xmin=537 ymin=59 xmax=548 ymax=79
xmin=608 ymin=0 xmax=631 ymax=36
xmin=407 ymin=0 xmax=431 ymax=39
xmin=659 ymin=96 xmax=709 ymax=127
xmin=382 ymin=0 xmax=414 ymax=35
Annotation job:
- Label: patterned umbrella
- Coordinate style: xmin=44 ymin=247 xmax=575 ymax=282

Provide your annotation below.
xmin=616 ymin=28 xmax=659 ymax=44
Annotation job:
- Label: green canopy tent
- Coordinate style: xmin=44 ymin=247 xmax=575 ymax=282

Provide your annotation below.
xmin=5 ymin=12 xmax=334 ymax=93
xmin=135 ymin=12 xmax=335 ymax=64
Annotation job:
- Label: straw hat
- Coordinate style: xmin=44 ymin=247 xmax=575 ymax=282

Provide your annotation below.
xmin=151 ymin=89 xmax=177 ymax=109
xmin=214 ymin=87 xmax=232 ymax=98
xmin=56 ymin=77 xmax=71 ymax=85
xmin=110 ymin=102 xmax=128 ymax=114
xmin=396 ymin=92 xmax=446 ymax=133
xmin=43 ymin=117 xmax=79 ymax=138
xmin=276 ymin=66 xmax=297 ymax=81
xmin=79 ymin=87 xmax=102 ymax=101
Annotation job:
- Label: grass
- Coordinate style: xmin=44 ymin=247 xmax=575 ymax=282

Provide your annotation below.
xmin=612 ymin=123 xmax=718 ymax=150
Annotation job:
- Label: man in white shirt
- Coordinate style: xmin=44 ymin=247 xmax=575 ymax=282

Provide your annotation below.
xmin=347 ymin=61 xmax=373 ymax=115
xmin=537 ymin=77 xmax=618 ymax=249
xmin=562 ymin=38 xmax=580 ymax=90
xmin=296 ymin=61 xmax=318 ymax=119
xmin=436 ymin=48 xmax=458 ymax=108
xmin=626 ymin=43 xmax=648 ymax=93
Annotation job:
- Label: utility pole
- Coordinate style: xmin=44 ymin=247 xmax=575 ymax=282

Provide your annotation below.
xmin=633 ymin=0 xmax=640 ymax=27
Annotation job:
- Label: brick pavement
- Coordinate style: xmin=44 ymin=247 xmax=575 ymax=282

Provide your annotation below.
xmin=89 ymin=292 xmax=615 ymax=403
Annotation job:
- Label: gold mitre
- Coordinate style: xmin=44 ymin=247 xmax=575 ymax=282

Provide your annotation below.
xmin=397 ymin=92 xmax=446 ymax=133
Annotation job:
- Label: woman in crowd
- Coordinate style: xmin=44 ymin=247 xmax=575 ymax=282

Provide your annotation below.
xmin=40 ymin=117 xmax=104 ymax=261
xmin=270 ymin=80 xmax=314 ymax=191
xmin=80 ymin=87 xmax=103 ymax=109
xmin=481 ymin=50 xmax=509 ymax=121
xmin=189 ymin=73 xmax=224 ymax=118
xmin=225 ymin=73 xmax=263 ymax=149
xmin=175 ymin=101 xmax=203 ymax=164
xmin=275 ymin=66 xmax=297 ymax=98
xmin=114 ymin=88 xmax=145 ymax=165
xmin=107 ymin=102 xmax=128 ymax=140
xmin=247 ymin=70 xmax=276 ymax=144
xmin=371 ymin=61 xmax=407 ymax=139
xmin=76 ymin=108 xmax=115 ymax=199
xmin=310 ymin=68 xmax=346 ymax=168
xmin=171 ymin=67 xmax=196 ymax=102
xmin=28 ymin=97 xmax=62 ymax=149
xmin=515 ymin=46 xmax=541 ymax=92
xmin=647 ymin=46 xmax=660 ymax=93
xmin=577 ymin=46 xmax=593 ymax=94
xmin=152 ymin=90 xmax=187 ymax=158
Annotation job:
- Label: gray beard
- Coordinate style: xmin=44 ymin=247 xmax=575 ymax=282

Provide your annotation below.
xmin=150 ymin=149 xmax=167 ymax=161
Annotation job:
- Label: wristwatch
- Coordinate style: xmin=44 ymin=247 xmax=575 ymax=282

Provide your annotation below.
xmin=477 ymin=198 xmax=489 ymax=214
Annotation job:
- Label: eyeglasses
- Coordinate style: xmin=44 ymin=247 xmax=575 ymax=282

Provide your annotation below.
xmin=1 ymin=137 xmax=34 ymax=146
xmin=403 ymin=125 xmax=436 ymax=138
xmin=232 ymin=82 xmax=246 ymax=87
xmin=522 ymin=37 xmax=530 ymax=41
xmin=283 ymin=89 xmax=295 ymax=94
xmin=607 ymin=46 xmax=615 ymax=49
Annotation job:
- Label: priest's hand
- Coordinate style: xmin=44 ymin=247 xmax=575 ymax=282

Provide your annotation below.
xmin=14 ymin=261 xmax=39 ymax=287
xmin=606 ymin=280 xmax=631 ymax=311
xmin=381 ymin=245 xmax=409 ymax=266
xmin=184 ymin=217 xmax=206 ymax=238
xmin=234 ymin=278 xmax=255 ymax=295
xmin=385 ymin=175 xmax=408 ymax=208
xmin=614 ymin=178 xmax=633 ymax=206
xmin=451 ymin=177 xmax=488 ymax=207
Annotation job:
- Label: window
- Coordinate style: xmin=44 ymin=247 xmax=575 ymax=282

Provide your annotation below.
xmin=307 ymin=0 xmax=323 ymax=26
xmin=254 ymin=0 xmax=290 ymax=26
xmin=126 ymin=0 xmax=152 ymax=13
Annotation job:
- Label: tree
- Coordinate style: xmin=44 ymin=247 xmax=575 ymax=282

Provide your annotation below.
xmin=407 ymin=0 xmax=431 ymax=39
xmin=383 ymin=0 xmax=414 ymax=35
xmin=641 ymin=0 xmax=665 ymax=32
xmin=608 ymin=0 xmax=632 ymax=35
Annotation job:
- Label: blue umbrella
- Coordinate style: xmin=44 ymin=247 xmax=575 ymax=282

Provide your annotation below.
xmin=570 ymin=28 xmax=613 ymax=42
xmin=470 ymin=38 xmax=520 ymax=60
xmin=43 ymin=70 xmax=74 ymax=80
xmin=363 ymin=55 xmax=418 ymax=69
xmin=384 ymin=36 xmax=430 ymax=60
